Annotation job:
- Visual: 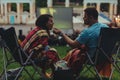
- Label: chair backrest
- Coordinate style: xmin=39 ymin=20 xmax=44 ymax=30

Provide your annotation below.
xmin=0 ymin=28 xmax=5 ymax=47
xmin=2 ymin=27 xmax=27 ymax=64
xmin=0 ymin=28 xmax=5 ymax=38
xmin=95 ymin=27 xmax=120 ymax=64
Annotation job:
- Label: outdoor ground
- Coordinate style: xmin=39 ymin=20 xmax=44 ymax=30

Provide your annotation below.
xmin=0 ymin=45 xmax=120 ymax=80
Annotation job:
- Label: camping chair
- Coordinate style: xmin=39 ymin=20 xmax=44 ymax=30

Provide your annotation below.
xmin=79 ymin=27 xmax=120 ymax=80
xmin=0 ymin=28 xmax=12 ymax=80
xmin=1 ymin=27 xmax=41 ymax=80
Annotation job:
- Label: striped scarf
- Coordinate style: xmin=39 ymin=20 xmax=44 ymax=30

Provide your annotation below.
xmin=21 ymin=27 xmax=49 ymax=54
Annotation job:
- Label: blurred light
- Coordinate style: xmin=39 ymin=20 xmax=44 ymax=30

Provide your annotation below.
xmin=115 ymin=15 xmax=120 ymax=27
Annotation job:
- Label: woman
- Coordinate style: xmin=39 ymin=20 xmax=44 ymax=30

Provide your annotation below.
xmin=21 ymin=14 xmax=60 ymax=79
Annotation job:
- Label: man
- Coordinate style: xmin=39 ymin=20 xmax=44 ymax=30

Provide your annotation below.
xmin=53 ymin=8 xmax=110 ymax=78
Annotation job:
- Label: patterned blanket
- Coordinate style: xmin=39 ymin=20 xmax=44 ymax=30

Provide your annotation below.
xmin=63 ymin=48 xmax=111 ymax=78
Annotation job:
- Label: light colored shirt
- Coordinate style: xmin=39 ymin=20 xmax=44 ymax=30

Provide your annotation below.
xmin=76 ymin=22 xmax=109 ymax=57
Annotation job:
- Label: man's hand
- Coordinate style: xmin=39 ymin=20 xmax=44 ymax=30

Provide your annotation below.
xmin=53 ymin=28 xmax=62 ymax=35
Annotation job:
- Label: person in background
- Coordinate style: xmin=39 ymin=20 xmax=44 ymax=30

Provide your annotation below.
xmin=18 ymin=29 xmax=26 ymax=44
xmin=53 ymin=7 xmax=111 ymax=78
xmin=21 ymin=14 xmax=60 ymax=79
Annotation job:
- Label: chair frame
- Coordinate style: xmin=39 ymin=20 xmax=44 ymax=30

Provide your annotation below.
xmin=80 ymin=28 xmax=120 ymax=80
xmin=0 ymin=27 xmax=42 ymax=80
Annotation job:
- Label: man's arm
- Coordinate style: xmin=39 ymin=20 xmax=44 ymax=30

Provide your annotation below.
xmin=62 ymin=33 xmax=81 ymax=48
xmin=53 ymin=28 xmax=81 ymax=48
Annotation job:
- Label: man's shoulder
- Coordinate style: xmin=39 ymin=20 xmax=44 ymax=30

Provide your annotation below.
xmin=97 ymin=23 xmax=109 ymax=27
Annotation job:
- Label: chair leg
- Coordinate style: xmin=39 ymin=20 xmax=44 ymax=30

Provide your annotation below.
xmin=21 ymin=51 xmax=42 ymax=80
xmin=2 ymin=47 xmax=8 ymax=80
xmin=13 ymin=66 xmax=37 ymax=80
xmin=24 ymin=68 xmax=35 ymax=80
xmin=115 ymin=63 xmax=120 ymax=72
xmin=86 ymin=53 xmax=102 ymax=80
xmin=109 ymin=46 xmax=120 ymax=80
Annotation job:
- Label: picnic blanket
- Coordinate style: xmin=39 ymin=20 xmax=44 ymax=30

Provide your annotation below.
xmin=63 ymin=48 xmax=111 ymax=77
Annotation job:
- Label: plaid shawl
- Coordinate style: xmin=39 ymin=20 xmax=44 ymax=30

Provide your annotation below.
xmin=63 ymin=48 xmax=87 ymax=76
xmin=63 ymin=48 xmax=111 ymax=77
xmin=21 ymin=27 xmax=48 ymax=54
xmin=21 ymin=27 xmax=60 ymax=74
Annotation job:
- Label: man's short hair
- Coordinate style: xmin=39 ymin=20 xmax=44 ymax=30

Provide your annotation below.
xmin=84 ymin=7 xmax=98 ymax=20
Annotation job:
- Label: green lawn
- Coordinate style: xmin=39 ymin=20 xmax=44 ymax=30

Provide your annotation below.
xmin=0 ymin=46 xmax=120 ymax=80
xmin=0 ymin=46 xmax=70 ymax=80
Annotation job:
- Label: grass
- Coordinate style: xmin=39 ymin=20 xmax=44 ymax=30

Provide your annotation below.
xmin=0 ymin=46 xmax=120 ymax=80
xmin=52 ymin=45 xmax=71 ymax=58
xmin=0 ymin=46 xmax=71 ymax=80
